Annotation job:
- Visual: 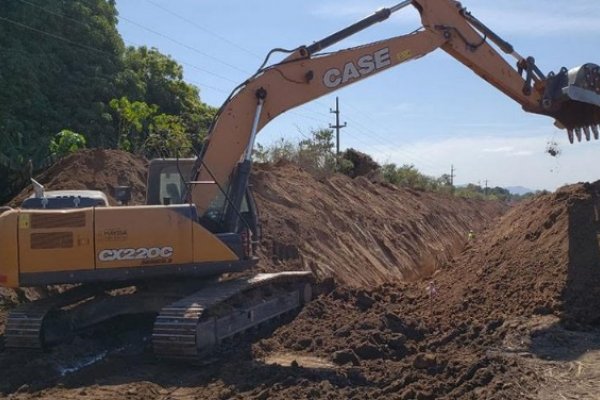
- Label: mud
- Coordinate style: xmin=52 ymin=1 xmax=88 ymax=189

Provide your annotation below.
xmin=1 ymin=150 xmax=599 ymax=399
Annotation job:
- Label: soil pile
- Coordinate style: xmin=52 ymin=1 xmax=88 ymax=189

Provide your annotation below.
xmin=431 ymin=181 xmax=600 ymax=326
xmin=253 ymin=161 xmax=506 ymax=286
xmin=234 ymin=181 xmax=600 ymax=399
xmin=8 ymin=149 xmax=148 ymax=207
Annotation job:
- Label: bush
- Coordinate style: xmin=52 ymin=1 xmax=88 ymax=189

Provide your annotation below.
xmin=339 ymin=148 xmax=380 ymax=178
xmin=253 ymin=129 xmax=337 ymax=177
xmin=49 ymin=129 xmax=87 ymax=158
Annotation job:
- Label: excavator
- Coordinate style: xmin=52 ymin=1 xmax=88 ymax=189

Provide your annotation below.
xmin=1 ymin=0 xmax=599 ymax=362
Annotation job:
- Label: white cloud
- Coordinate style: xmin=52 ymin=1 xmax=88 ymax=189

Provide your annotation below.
xmin=482 ymin=146 xmax=513 ymax=153
xmin=510 ymin=150 xmax=534 ymax=157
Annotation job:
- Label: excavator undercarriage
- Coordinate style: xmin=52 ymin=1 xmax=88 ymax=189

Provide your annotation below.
xmin=6 ymin=272 xmax=313 ymax=362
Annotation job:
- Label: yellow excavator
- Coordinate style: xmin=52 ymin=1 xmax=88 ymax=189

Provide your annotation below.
xmin=1 ymin=0 xmax=599 ymax=362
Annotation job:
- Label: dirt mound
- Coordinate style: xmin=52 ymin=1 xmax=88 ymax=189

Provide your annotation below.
xmin=252 ymin=161 xmax=506 ymax=286
xmin=241 ymin=181 xmax=600 ymax=399
xmin=251 ymin=285 xmax=532 ymax=400
xmin=8 ymin=149 xmax=148 ymax=207
xmin=432 ymin=181 xmax=600 ymax=326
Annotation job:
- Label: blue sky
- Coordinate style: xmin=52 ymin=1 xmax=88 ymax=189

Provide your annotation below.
xmin=116 ymin=0 xmax=600 ymax=190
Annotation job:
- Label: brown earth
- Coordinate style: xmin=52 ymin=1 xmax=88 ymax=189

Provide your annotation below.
xmin=7 ymin=149 xmax=148 ymax=207
xmin=1 ymin=150 xmax=600 ymax=399
xmin=252 ymin=161 xmax=506 ymax=286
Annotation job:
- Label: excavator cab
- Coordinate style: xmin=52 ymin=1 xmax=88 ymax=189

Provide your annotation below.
xmin=541 ymin=63 xmax=600 ymax=143
xmin=146 ymin=158 xmax=260 ymax=242
xmin=146 ymin=158 xmax=195 ymax=206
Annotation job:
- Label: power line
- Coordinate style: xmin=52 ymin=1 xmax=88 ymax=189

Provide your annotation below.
xmin=144 ymin=0 xmax=261 ymax=59
xmin=309 ymin=98 xmax=444 ymax=170
xmin=165 ymin=56 xmax=239 ymax=84
xmin=297 ymin=99 xmax=446 ymax=170
xmin=22 ymin=0 xmax=253 ymax=79
xmin=118 ymin=15 xmax=251 ymax=76
xmin=15 ymin=0 xmax=89 ymax=28
xmin=342 ymin=101 xmax=445 ymax=170
xmin=342 ymin=126 xmax=416 ymax=165
xmin=15 ymin=0 xmax=246 ymax=83
xmin=342 ymin=114 xmax=444 ymax=170
xmin=269 ymin=110 xmax=398 ymax=158
xmin=0 ymin=16 xmax=115 ymax=56
xmin=269 ymin=103 xmax=423 ymax=165
xmin=5 ymin=4 xmax=242 ymax=86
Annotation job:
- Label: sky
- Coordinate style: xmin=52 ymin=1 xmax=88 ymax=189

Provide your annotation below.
xmin=116 ymin=0 xmax=600 ymax=191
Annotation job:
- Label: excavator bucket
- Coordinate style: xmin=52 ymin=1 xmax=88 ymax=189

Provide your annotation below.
xmin=542 ymin=63 xmax=600 ymax=143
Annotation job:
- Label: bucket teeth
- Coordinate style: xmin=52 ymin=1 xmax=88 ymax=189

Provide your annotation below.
xmin=567 ymin=129 xmax=575 ymax=144
xmin=568 ymin=125 xmax=600 ymax=143
xmin=544 ymin=63 xmax=600 ymax=133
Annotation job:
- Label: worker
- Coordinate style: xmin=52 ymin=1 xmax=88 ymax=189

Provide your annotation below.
xmin=468 ymin=229 xmax=476 ymax=241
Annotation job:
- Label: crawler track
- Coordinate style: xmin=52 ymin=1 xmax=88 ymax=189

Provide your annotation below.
xmin=152 ymin=271 xmax=313 ymax=362
xmin=4 ymin=285 xmax=107 ymax=350
xmin=4 ymin=272 xmax=313 ymax=359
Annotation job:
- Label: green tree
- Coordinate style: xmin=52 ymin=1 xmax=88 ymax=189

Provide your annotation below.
xmin=265 ymin=138 xmax=297 ymax=163
xmin=117 ymin=46 xmax=217 ymax=142
xmin=381 ymin=163 xmax=444 ymax=191
xmin=297 ymin=128 xmax=336 ymax=172
xmin=338 ymin=148 xmax=379 ymax=178
xmin=144 ymin=114 xmax=191 ymax=158
xmin=0 ymin=1 xmax=217 ymax=203
xmin=0 ymin=0 xmax=124 ymax=157
xmin=109 ymin=97 xmax=158 ymax=152
xmin=49 ymin=129 xmax=87 ymax=158
xmin=252 ymin=128 xmax=336 ymax=175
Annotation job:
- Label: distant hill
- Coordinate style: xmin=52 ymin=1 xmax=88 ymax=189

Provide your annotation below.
xmin=505 ymin=186 xmax=535 ymax=195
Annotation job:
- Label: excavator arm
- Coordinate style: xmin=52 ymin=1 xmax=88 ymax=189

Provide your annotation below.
xmin=191 ymin=0 xmax=600 ymax=218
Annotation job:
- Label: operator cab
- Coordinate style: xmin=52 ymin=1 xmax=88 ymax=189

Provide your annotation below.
xmin=145 ymin=158 xmax=260 ymax=239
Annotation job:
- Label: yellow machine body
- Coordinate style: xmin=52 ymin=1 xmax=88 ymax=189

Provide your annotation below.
xmin=0 ymin=205 xmax=238 ymax=288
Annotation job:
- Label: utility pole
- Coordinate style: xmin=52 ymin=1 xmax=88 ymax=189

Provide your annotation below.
xmin=484 ymin=179 xmax=489 ymax=196
xmin=329 ymin=96 xmax=347 ymax=161
xmin=450 ymin=164 xmax=455 ymax=194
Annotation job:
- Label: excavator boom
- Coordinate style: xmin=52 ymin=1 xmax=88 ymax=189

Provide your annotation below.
xmin=191 ymin=0 xmax=600 ymax=219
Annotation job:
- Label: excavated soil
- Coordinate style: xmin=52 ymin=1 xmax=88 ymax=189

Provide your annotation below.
xmin=1 ymin=150 xmax=600 ymax=399
xmin=7 ymin=149 xmax=148 ymax=207
xmin=252 ymin=161 xmax=506 ymax=286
